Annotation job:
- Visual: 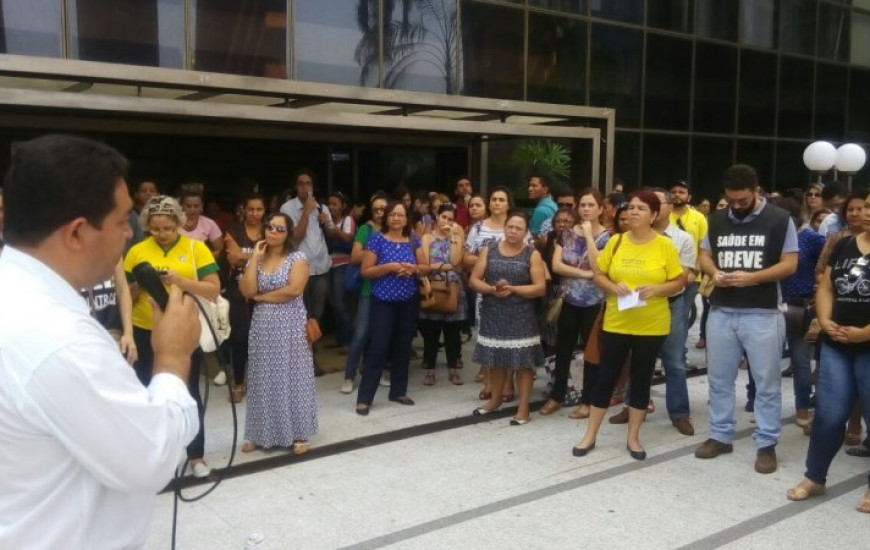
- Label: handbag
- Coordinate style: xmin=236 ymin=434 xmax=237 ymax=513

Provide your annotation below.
xmin=583 ymin=305 xmax=605 ymax=365
xmin=306 ymin=318 xmax=322 ymax=344
xmin=190 ymin=241 xmax=231 ymax=353
xmin=420 ymin=276 xmax=460 ymax=314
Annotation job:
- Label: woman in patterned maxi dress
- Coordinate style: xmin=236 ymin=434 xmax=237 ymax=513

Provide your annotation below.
xmin=469 ymin=212 xmax=547 ymax=425
xmin=240 ymin=213 xmax=318 ymax=454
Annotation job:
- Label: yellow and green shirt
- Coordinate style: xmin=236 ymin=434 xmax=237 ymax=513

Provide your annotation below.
xmin=124 ymin=235 xmax=218 ymax=330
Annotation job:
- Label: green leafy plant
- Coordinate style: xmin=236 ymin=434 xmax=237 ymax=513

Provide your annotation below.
xmin=510 ymin=140 xmax=571 ymax=181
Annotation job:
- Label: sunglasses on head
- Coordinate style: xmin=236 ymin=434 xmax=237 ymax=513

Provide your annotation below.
xmin=264 ymin=223 xmax=288 ymax=233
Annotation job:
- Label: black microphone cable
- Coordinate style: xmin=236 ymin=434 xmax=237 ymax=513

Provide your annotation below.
xmin=170 ymin=294 xmax=239 ymax=550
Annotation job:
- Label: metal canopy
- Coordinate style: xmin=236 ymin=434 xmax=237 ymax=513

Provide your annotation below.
xmin=0 ymin=54 xmax=614 ymax=188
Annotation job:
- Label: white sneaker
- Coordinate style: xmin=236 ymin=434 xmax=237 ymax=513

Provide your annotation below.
xmin=340 ymin=379 xmax=354 ymax=394
xmin=380 ymin=373 xmax=391 ymax=387
xmin=191 ymin=461 xmax=211 ymax=478
xmin=213 ymin=371 xmax=227 ymax=386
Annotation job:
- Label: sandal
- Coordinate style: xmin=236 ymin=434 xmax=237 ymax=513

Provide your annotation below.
xmin=857 ymin=490 xmax=870 ymax=513
xmin=569 ymin=404 xmax=590 ymax=420
xmin=241 ymin=441 xmax=258 ymax=453
xmin=291 ymin=441 xmax=310 ymax=456
xmin=423 ymin=371 xmax=436 ymax=386
xmin=502 ymin=392 xmax=516 ymax=403
xmin=449 ymin=369 xmax=464 ymax=385
xmin=786 ymin=479 xmax=826 ymax=501
xmin=845 ymin=432 xmax=863 ymax=446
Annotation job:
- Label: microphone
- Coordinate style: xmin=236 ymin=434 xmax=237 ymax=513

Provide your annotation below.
xmin=132 ymin=262 xmax=169 ymax=311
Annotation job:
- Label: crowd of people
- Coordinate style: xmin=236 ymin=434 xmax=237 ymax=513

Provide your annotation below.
xmin=3 ymin=144 xmax=868 ymax=514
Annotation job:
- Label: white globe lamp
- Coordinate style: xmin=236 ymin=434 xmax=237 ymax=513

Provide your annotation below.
xmin=803 ymin=141 xmax=837 ymax=185
xmin=835 ymin=143 xmax=866 ymax=190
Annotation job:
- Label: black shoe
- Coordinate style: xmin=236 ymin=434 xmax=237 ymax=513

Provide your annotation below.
xmin=572 ymin=442 xmax=595 ymax=457
xmin=846 ymin=446 xmax=870 ymax=458
xmin=782 ymin=365 xmax=794 ymax=377
xmin=627 ymin=445 xmax=647 ymax=461
xmin=355 ymin=405 xmax=370 ymax=416
xmin=389 ymin=396 xmax=415 ymax=406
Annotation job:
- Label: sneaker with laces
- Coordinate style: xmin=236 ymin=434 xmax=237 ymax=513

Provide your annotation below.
xmin=755 ymin=445 xmax=777 ymax=474
xmin=694 ymin=438 xmax=733 ymax=459
xmin=340 ymin=379 xmax=354 ymax=394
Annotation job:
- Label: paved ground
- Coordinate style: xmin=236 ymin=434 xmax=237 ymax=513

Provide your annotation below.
xmin=145 ymin=318 xmax=870 ymax=550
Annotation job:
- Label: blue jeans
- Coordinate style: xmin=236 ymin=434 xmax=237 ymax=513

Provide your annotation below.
xmin=343 ymin=296 xmax=370 ymax=381
xmin=660 ymin=297 xmax=690 ymax=420
xmin=706 ymin=308 xmax=785 ymax=449
xmin=789 ymin=334 xmax=814 ymax=410
xmin=328 ymin=265 xmax=354 ymax=346
xmin=805 ymin=342 xmax=870 ymax=487
xmin=682 ymin=281 xmax=699 ymax=362
xmin=357 ymin=298 xmax=419 ymax=405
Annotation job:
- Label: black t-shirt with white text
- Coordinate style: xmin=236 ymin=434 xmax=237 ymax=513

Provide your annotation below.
xmin=827 ymin=236 xmax=870 ymax=352
xmin=80 ymin=279 xmax=122 ymax=332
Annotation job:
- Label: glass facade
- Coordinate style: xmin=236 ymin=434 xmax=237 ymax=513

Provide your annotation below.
xmin=1 ymin=0 xmax=870 ymax=199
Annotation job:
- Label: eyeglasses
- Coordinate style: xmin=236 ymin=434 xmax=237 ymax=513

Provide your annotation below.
xmin=265 ymin=223 xmax=288 ymax=233
xmin=806 ymin=192 xmax=821 ymax=198
xmin=388 ymin=212 xmax=407 ymax=218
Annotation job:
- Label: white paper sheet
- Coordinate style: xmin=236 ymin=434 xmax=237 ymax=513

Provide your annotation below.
xmin=617 ymin=291 xmax=646 ymax=311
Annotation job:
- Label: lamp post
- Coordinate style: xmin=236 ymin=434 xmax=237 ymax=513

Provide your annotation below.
xmin=835 ymin=144 xmax=867 ymax=191
xmin=802 ymin=141 xmax=837 ymax=186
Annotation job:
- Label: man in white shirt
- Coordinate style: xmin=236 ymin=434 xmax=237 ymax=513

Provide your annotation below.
xmin=0 ymin=135 xmax=201 ymax=549
xmin=280 ymin=170 xmax=343 ymax=372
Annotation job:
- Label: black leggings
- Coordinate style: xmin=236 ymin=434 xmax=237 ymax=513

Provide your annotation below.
xmin=133 ymin=327 xmax=205 ymax=460
xmin=590 ymin=331 xmax=666 ymax=410
xmin=418 ymin=318 xmax=462 ymax=369
xmin=699 ymin=296 xmax=710 ymax=339
xmin=551 ymin=302 xmax=601 ymax=403
xmin=226 ymin=284 xmax=253 ymax=385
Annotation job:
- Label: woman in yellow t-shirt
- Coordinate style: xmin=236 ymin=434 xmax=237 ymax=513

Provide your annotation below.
xmin=572 ymin=189 xmax=684 ymax=461
xmin=124 ymin=195 xmax=220 ymax=479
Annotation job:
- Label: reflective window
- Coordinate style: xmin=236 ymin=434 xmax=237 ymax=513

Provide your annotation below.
xmin=777 ymin=57 xmax=813 ymax=139
xmin=779 ymin=0 xmax=815 ymax=56
xmin=642 ymin=134 xmax=688 ymax=186
xmin=386 ymin=0 xmax=459 ymax=93
xmin=695 ymin=0 xmax=737 ymax=42
xmin=691 ymin=138 xmax=733 ymax=201
xmin=814 ymin=63 xmax=847 ymax=141
xmin=295 ymin=0 xmax=371 ymax=85
xmin=737 ymin=50 xmax=776 ymax=136
xmin=590 ymin=0 xmax=643 ymax=25
xmin=647 ymin=0 xmax=692 ymax=33
xmin=736 ymin=140 xmax=774 ymax=187
xmin=0 ymin=0 xmax=61 ymax=56
xmin=195 ymin=0 xmax=285 ymax=77
xmin=527 ymin=13 xmax=587 ymax=105
xmin=818 ymin=4 xmax=849 ymax=61
xmin=69 ymin=0 xmax=184 ymax=67
xmin=775 ymin=142 xmax=808 ymax=190
xmin=739 ymin=0 xmax=775 ymax=49
xmin=848 ymin=68 xmax=870 ymax=143
xmin=693 ymin=42 xmax=736 ymax=134
xmin=529 ymin=0 xmax=587 ymax=14
xmin=459 ymin=1 xmax=524 ymax=100
xmin=590 ymin=24 xmax=642 ymax=128
xmin=851 ymin=11 xmax=870 ymax=67
xmin=644 ymin=34 xmax=691 ymax=131
xmin=614 ymin=131 xmax=640 ymax=189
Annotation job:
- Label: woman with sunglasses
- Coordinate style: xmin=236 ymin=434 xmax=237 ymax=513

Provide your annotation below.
xmin=787 ymin=190 xmax=870 ymax=513
xmin=223 ymin=193 xmax=266 ymax=403
xmin=355 ymin=201 xmax=428 ymax=415
xmin=124 ymin=195 xmax=220 ymax=478
xmin=804 ymin=183 xmax=825 ymax=222
xmin=340 ymin=192 xmax=389 ymax=394
xmin=239 ymin=213 xmax=317 ymax=454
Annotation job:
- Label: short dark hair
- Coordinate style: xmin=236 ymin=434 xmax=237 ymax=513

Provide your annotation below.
xmin=771 ymin=196 xmax=803 ymax=225
xmin=178 ymin=182 xmax=205 ymax=202
xmin=437 ymin=202 xmax=456 ymax=216
xmin=3 ymin=134 xmax=128 ymax=247
xmin=505 ymin=209 xmax=529 ymax=228
xmin=294 ymin=168 xmax=317 ymax=186
xmin=628 ymin=189 xmax=662 ymax=217
xmin=380 ymin=200 xmax=412 ymax=237
xmin=529 ymin=173 xmax=550 ymax=190
xmin=552 ymin=185 xmax=574 ymax=200
xmin=263 ymin=212 xmax=297 ymax=255
xmin=605 ymin=191 xmax=626 ymax=208
xmin=242 ymin=192 xmax=265 ymax=207
xmin=842 ymin=188 xmax=869 ymax=222
xmin=723 ymin=164 xmax=759 ymax=191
